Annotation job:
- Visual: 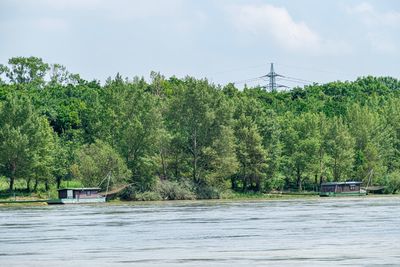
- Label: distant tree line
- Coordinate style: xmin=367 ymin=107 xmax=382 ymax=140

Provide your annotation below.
xmin=1 ymin=57 xmax=400 ymax=198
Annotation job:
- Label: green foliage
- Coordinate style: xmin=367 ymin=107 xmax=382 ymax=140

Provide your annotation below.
xmin=0 ymin=94 xmax=55 ymax=191
xmin=156 ymin=180 xmax=195 ymax=200
xmin=94 ymin=77 xmax=162 ymax=191
xmin=73 ymin=140 xmax=131 ymax=190
xmin=195 ymin=184 xmax=221 ymax=199
xmin=1 ymin=56 xmax=400 ymax=197
xmin=132 ymin=191 xmax=162 ymax=201
xmin=5 ymin=57 xmax=49 ymax=87
xmin=119 ymin=187 xmax=162 ymax=201
xmin=378 ymin=172 xmax=400 ymax=194
xmin=203 ymin=125 xmax=239 ymax=190
xmin=325 ymin=117 xmax=354 ymax=181
xmin=165 ymin=78 xmax=235 ymax=189
xmin=234 ymin=115 xmax=268 ymax=192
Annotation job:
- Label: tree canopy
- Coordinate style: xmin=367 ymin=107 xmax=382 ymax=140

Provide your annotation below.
xmin=1 ymin=56 xmax=400 ymax=196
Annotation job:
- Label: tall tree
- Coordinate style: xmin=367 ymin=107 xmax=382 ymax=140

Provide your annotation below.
xmin=72 ymin=140 xmax=131 ymax=190
xmin=203 ymin=125 xmax=239 ymax=190
xmin=281 ymin=113 xmax=321 ymax=191
xmin=235 ymin=115 xmax=268 ymax=192
xmin=0 ymin=95 xmax=55 ymax=191
xmin=347 ymin=104 xmax=393 ymax=183
xmin=325 ymin=117 xmax=354 ymax=181
xmin=5 ymin=57 xmax=49 ymax=86
xmin=166 ymin=78 xmax=230 ymax=187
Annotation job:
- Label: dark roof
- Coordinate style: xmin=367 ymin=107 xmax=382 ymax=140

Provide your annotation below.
xmin=321 ymin=181 xmax=362 ymax=186
xmin=57 ymin=188 xmax=101 ymax=191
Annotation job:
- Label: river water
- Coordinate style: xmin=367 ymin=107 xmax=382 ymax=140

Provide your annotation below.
xmin=1 ymin=197 xmax=399 ymax=267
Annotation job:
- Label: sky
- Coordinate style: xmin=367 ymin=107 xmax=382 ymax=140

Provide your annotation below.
xmin=0 ymin=0 xmax=399 ymax=88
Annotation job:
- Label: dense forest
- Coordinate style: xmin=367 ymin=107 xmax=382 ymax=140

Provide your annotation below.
xmin=1 ymin=56 xmax=400 ymax=200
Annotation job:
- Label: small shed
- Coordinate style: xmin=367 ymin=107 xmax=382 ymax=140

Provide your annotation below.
xmin=58 ymin=188 xmax=102 ymax=200
xmin=320 ymin=181 xmax=365 ymax=196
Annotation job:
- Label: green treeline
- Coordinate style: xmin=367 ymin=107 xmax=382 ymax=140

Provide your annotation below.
xmin=1 ymin=57 xmax=400 ymax=199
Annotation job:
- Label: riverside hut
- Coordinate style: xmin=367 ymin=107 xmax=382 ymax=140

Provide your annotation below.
xmin=49 ymin=188 xmax=106 ymax=204
xmin=319 ymin=181 xmax=366 ymax=197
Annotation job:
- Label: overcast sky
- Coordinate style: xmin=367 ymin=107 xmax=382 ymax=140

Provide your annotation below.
xmin=1 ymin=0 xmax=399 ymax=88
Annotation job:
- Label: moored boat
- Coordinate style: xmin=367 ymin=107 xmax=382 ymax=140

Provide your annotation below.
xmin=319 ymin=181 xmax=366 ymax=197
xmin=47 ymin=188 xmax=106 ymax=204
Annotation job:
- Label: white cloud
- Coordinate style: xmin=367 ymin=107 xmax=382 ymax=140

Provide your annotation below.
xmin=227 ymin=4 xmax=351 ymax=55
xmin=348 ymin=2 xmax=400 ymax=27
xmin=229 ymin=4 xmax=321 ymax=51
xmin=347 ymin=2 xmax=399 ymax=53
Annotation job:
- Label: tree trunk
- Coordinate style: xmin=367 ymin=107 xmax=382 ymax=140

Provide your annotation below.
xmin=56 ymin=176 xmax=61 ymax=189
xmin=9 ymin=176 xmax=14 ymax=191
xmin=45 ymin=181 xmax=49 ymax=191
xmin=242 ymin=165 xmax=247 ymax=192
xmin=231 ymin=176 xmax=236 ymax=190
xmin=296 ymin=166 xmax=302 ymax=191
xmin=333 ymin=158 xmax=338 ymax=181
xmin=34 ymin=179 xmax=39 ymax=191
xmin=9 ymin=161 xmax=16 ymax=191
xmin=192 ymin=130 xmax=198 ymax=184
xmin=255 ymin=176 xmax=261 ymax=192
xmin=27 ymin=178 xmax=31 ymax=192
xmin=160 ymin=149 xmax=167 ymax=180
xmin=174 ymin=154 xmax=179 ymax=179
xmin=314 ymin=174 xmax=318 ymax=192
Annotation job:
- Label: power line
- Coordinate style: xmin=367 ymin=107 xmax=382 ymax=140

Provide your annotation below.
xmin=278 ymin=77 xmax=313 ymax=85
xmin=206 ymin=64 xmax=266 ymax=76
xmin=281 ymin=75 xmax=314 ymax=84
xmin=233 ymin=75 xmax=265 ymax=85
xmin=276 ymin=62 xmax=351 ymax=77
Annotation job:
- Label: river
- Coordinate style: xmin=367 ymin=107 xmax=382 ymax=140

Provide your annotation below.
xmin=1 ymin=197 xmax=399 ymax=266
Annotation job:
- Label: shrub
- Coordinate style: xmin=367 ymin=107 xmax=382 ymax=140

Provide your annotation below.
xmin=119 ymin=186 xmax=162 ymax=201
xmin=134 ymin=191 xmax=162 ymax=201
xmin=380 ymin=172 xmax=400 ymax=194
xmin=195 ymin=184 xmax=220 ymax=199
xmin=119 ymin=186 xmax=135 ymax=200
xmin=264 ymin=174 xmax=285 ymax=192
xmin=156 ymin=180 xmax=195 ymax=200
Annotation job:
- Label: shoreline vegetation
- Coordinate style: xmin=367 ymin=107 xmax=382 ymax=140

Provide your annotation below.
xmin=2 ymin=56 xmax=400 ymax=203
xmin=1 ymin=192 xmax=398 ymax=207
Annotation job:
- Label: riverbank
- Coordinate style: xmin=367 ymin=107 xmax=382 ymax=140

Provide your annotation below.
xmin=2 ymin=191 xmax=398 ymax=207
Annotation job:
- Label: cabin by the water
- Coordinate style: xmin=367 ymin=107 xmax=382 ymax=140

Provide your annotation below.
xmin=319 ymin=181 xmax=366 ymax=197
xmin=48 ymin=188 xmax=106 ymax=204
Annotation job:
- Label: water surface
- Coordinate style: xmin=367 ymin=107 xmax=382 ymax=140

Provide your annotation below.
xmin=1 ymin=197 xmax=399 ymax=266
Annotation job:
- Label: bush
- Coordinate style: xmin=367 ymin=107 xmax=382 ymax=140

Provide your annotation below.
xmin=380 ymin=172 xmax=400 ymax=194
xmin=264 ymin=174 xmax=285 ymax=192
xmin=156 ymin=180 xmax=195 ymax=200
xmin=119 ymin=186 xmax=161 ymax=201
xmin=134 ymin=191 xmax=162 ymax=201
xmin=73 ymin=140 xmax=131 ymax=191
xmin=195 ymin=184 xmax=220 ymax=199
xmin=119 ymin=186 xmax=135 ymax=200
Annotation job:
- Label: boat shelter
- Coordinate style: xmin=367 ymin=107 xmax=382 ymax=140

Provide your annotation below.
xmin=57 ymin=188 xmax=102 ymax=200
xmin=320 ymin=181 xmax=364 ymax=196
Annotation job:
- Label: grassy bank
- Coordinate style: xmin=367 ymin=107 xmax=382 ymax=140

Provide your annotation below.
xmin=0 ymin=179 xmax=84 ymax=202
xmin=1 ymin=177 xmax=396 ymax=206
